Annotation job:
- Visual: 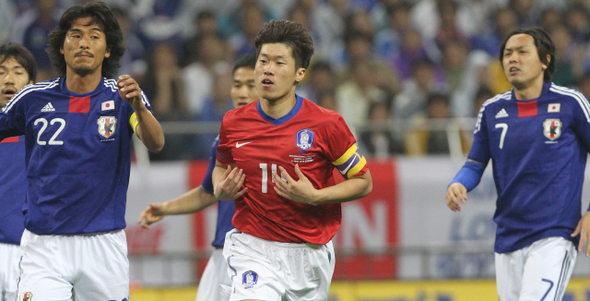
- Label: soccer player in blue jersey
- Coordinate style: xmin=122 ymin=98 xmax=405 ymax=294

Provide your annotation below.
xmin=0 ymin=2 xmax=164 ymax=301
xmin=137 ymin=53 xmax=259 ymax=301
xmin=446 ymin=27 xmax=590 ymax=300
xmin=0 ymin=43 xmax=36 ymax=301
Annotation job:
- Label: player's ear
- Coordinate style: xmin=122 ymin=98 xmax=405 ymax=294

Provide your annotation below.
xmin=542 ymin=54 xmax=550 ymax=70
xmin=295 ymin=67 xmax=306 ymax=83
xmin=105 ymin=48 xmax=111 ymax=58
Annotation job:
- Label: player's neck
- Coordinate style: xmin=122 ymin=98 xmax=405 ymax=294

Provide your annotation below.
xmin=65 ymin=69 xmax=102 ymax=94
xmin=260 ymin=92 xmax=297 ymax=119
xmin=513 ymin=78 xmax=544 ymax=101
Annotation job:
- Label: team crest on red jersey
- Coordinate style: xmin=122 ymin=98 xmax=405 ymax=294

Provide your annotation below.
xmin=296 ymin=128 xmax=314 ymax=151
xmin=98 ymin=116 xmax=117 ymax=138
xmin=19 ymin=292 xmax=32 ymax=301
xmin=543 ymin=118 xmax=562 ymax=140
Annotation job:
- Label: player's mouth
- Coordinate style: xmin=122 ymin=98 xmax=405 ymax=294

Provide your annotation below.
xmin=237 ymin=101 xmax=249 ymax=107
xmin=75 ymin=51 xmax=94 ymax=58
xmin=508 ymin=67 xmax=520 ymax=74
xmin=261 ymin=78 xmax=274 ymax=87
xmin=2 ymin=86 xmax=17 ymax=99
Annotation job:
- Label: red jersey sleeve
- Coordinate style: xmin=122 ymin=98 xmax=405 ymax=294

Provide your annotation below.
xmin=215 ymin=118 xmax=235 ymax=164
xmin=323 ymin=114 xmax=368 ymax=179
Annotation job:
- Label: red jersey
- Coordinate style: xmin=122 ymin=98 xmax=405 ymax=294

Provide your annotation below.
xmin=216 ymin=95 xmax=368 ymax=244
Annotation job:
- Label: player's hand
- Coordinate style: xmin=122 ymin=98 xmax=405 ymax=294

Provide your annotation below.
xmin=571 ymin=211 xmax=590 ymax=256
xmin=446 ymin=183 xmax=467 ymax=212
xmin=138 ymin=203 xmax=167 ymax=229
xmin=214 ymin=165 xmax=247 ymax=201
xmin=273 ymin=164 xmax=319 ymax=205
xmin=117 ymin=75 xmax=143 ymax=110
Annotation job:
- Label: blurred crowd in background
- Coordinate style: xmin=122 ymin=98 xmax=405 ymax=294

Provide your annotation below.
xmin=3 ymin=0 xmax=590 ymax=160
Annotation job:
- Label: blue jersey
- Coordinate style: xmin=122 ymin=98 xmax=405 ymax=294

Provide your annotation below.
xmin=0 ymin=77 xmax=152 ymax=235
xmin=0 ymin=136 xmax=26 ymax=245
xmin=468 ymin=82 xmax=590 ymax=253
xmin=201 ymin=135 xmax=235 ymax=248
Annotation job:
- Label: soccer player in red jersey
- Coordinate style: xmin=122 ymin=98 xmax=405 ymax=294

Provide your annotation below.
xmin=213 ymin=20 xmax=373 ymax=301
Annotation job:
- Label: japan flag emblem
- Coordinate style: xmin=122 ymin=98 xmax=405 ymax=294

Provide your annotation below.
xmin=98 ymin=116 xmax=117 ymax=138
xmin=548 ymin=103 xmax=560 ymax=113
xmin=543 ymin=118 xmax=562 ymax=140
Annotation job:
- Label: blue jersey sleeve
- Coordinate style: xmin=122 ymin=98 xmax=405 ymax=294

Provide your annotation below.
xmin=449 ymin=107 xmax=491 ymax=191
xmin=569 ymin=91 xmax=590 ymax=211
xmin=449 ymin=160 xmax=486 ymax=191
xmin=571 ymin=92 xmax=590 ymax=152
xmin=467 ymin=107 xmax=492 ymax=165
xmin=0 ymin=89 xmax=27 ymax=139
xmin=201 ymin=136 xmax=220 ymax=194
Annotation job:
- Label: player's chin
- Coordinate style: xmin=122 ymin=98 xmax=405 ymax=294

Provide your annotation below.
xmin=73 ymin=66 xmax=95 ymax=76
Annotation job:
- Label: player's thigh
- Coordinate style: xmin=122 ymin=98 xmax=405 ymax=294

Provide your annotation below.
xmin=72 ymin=231 xmax=129 ymax=301
xmin=0 ymin=243 xmax=21 ymax=301
xmin=223 ymin=230 xmax=283 ymax=301
xmin=520 ymin=237 xmax=576 ymax=301
xmin=495 ymin=250 xmax=525 ymax=301
xmin=283 ymin=241 xmax=335 ymax=301
xmin=196 ymin=249 xmax=230 ymax=301
xmin=17 ymin=230 xmax=73 ymax=301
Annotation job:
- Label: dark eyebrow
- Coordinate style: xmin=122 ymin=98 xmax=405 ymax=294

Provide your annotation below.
xmin=504 ymin=45 xmax=529 ymax=52
xmin=69 ymin=27 xmax=104 ymax=33
xmin=259 ymin=53 xmax=288 ymax=60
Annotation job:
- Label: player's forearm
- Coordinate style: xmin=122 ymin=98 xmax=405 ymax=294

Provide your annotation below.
xmin=163 ymin=186 xmax=217 ymax=215
xmin=134 ymin=106 xmax=165 ymax=152
xmin=314 ymin=171 xmax=372 ymax=205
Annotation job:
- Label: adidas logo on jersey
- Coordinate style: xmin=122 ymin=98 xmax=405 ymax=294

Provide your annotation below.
xmin=41 ymin=102 xmax=56 ymax=112
xmin=495 ymin=108 xmax=508 ymax=118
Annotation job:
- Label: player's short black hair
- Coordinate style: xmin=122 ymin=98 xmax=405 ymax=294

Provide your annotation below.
xmin=255 ymin=19 xmax=314 ymax=70
xmin=499 ymin=27 xmax=555 ymax=82
xmin=0 ymin=43 xmax=37 ymax=82
xmin=47 ymin=1 xmax=125 ymax=78
xmin=232 ymin=53 xmax=257 ymax=75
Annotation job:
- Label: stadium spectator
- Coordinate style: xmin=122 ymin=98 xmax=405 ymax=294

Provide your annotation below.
xmin=439 ymin=40 xmax=492 ymax=117
xmin=392 ymin=59 xmax=446 ymax=121
xmin=359 ymin=101 xmax=402 ymax=158
xmin=0 ymin=3 xmax=164 ymax=299
xmin=11 ymin=0 xmax=61 ymax=81
xmin=213 ymin=19 xmax=372 ymax=301
xmin=193 ymin=70 xmax=234 ymax=158
xmin=374 ymin=2 xmax=412 ymax=64
xmin=183 ymin=33 xmax=230 ymax=116
xmin=390 ymin=28 xmax=436 ymax=81
xmin=446 ymin=28 xmax=590 ymax=300
xmin=0 ymin=42 xmax=36 ymax=301
xmin=564 ymin=3 xmax=590 ymax=43
xmin=228 ymin=3 xmax=266 ymax=60
xmin=137 ymin=53 xmax=259 ymax=301
xmin=297 ymin=60 xmax=336 ymax=102
xmin=112 ymin=5 xmax=147 ymax=80
xmin=404 ymin=92 xmax=469 ymax=155
xmin=141 ymin=41 xmax=190 ymax=161
xmin=336 ymin=56 xmax=390 ymax=135
xmin=549 ymin=25 xmax=584 ymax=87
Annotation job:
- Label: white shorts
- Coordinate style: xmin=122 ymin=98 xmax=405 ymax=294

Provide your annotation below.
xmin=495 ymin=237 xmax=577 ymax=301
xmin=17 ymin=229 xmax=129 ymax=301
xmin=196 ymin=248 xmax=231 ymax=301
xmin=0 ymin=242 xmax=21 ymax=301
xmin=223 ymin=229 xmax=335 ymax=301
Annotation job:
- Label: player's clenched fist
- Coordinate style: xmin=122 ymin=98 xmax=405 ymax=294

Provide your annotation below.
xmin=446 ymin=182 xmax=467 ymax=212
xmin=117 ymin=74 xmax=143 ymax=108
xmin=214 ymin=165 xmax=247 ymax=201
